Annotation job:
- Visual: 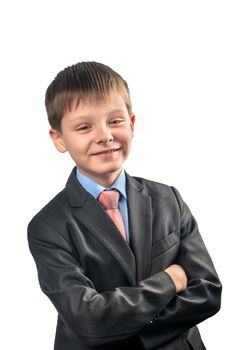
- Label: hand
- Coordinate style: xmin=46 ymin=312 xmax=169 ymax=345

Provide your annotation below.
xmin=165 ymin=264 xmax=188 ymax=293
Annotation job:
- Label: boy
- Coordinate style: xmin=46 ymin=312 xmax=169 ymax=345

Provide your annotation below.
xmin=28 ymin=61 xmax=222 ymax=350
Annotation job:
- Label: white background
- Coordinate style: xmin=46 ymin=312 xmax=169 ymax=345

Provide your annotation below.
xmin=1 ymin=1 xmax=232 ymax=348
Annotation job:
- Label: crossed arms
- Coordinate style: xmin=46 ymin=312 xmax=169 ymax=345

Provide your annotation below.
xmin=28 ymin=187 xmax=222 ymax=347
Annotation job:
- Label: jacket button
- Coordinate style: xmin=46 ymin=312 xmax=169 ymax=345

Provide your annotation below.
xmin=148 ymin=319 xmax=155 ymax=325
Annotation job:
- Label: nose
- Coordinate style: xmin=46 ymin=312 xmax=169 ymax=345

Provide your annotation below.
xmin=96 ymin=126 xmax=114 ymax=145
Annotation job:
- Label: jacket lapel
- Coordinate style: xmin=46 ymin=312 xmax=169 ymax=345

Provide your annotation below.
xmin=126 ymin=174 xmax=152 ymax=282
xmin=66 ymin=168 xmax=136 ymax=286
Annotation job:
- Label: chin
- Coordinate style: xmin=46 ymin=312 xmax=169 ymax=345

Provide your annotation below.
xmin=101 ymin=164 xmax=123 ymax=174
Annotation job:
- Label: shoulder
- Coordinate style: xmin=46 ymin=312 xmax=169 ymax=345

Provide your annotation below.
xmin=127 ymin=174 xmax=184 ymax=212
xmin=28 ymin=188 xmax=69 ymax=232
xmin=28 ymin=167 xmax=80 ymax=230
xmin=128 ymin=174 xmax=177 ymax=196
xmin=132 ymin=175 xmax=170 ymax=191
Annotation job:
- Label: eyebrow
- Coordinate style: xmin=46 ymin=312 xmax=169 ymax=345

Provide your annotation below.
xmin=70 ymin=109 xmax=128 ymax=123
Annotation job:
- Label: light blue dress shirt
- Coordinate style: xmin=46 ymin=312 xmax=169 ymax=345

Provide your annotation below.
xmin=76 ymin=169 xmax=130 ymax=241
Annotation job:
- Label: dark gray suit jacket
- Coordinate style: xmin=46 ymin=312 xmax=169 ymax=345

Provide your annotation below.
xmin=28 ymin=168 xmax=222 ymax=349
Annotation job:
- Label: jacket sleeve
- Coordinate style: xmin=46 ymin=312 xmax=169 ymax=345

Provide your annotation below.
xmin=138 ymin=186 xmax=222 ymax=348
xmin=28 ymin=217 xmax=176 ymax=347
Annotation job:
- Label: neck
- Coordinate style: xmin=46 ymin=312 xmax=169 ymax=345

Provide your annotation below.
xmin=78 ymin=169 xmax=122 ymax=188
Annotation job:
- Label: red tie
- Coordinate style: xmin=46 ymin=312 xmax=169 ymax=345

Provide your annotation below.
xmin=98 ymin=189 xmax=127 ymax=240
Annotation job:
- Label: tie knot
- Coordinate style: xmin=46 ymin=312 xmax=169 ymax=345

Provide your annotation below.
xmin=98 ymin=189 xmax=120 ymax=210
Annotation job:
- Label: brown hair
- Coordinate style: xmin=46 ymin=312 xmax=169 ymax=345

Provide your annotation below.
xmin=45 ymin=61 xmax=132 ymax=131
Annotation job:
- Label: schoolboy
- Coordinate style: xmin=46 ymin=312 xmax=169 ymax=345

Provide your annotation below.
xmin=28 ymin=61 xmax=222 ymax=350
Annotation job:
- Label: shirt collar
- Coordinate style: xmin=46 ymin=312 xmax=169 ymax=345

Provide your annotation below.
xmin=76 ymin=168 xmax=127 ymax=200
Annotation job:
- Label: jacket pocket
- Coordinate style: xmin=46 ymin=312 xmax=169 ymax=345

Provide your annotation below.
xmin=151 ymin=231 xmax=180 ymax=259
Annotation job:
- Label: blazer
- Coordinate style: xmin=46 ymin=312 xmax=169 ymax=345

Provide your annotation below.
xmin=28 ymin=168 xmax=222 ymax=349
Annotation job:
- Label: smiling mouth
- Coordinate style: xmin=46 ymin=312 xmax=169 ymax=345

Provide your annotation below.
xmin=93 ymin=148 xmax=120 ymax=156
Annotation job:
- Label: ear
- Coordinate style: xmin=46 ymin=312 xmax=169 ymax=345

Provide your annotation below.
xmin=130 ymin=114 xmax=135 ymax=135
xmin=49 ymin=128 xmax=67 ymax=153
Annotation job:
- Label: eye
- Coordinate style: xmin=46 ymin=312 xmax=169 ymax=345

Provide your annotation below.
xmin=110 ymin=118 xmax=124 ymax=125
xmin=76 ymin=125 xmax=91 ymax=132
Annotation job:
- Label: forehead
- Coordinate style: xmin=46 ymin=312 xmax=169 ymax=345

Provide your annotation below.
xmin=68 ymin=89 xmax=129 ymax=117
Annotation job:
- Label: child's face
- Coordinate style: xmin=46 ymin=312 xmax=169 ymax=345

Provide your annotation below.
xmin=50 ymin=90 xmax=135 ymax=187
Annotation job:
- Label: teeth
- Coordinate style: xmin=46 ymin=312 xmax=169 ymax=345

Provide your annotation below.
xmin=95 ymin=149 xmax=118 ymax=155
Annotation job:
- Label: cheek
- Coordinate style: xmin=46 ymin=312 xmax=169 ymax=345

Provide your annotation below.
xmin=117 ymin=127 xmax=133 ymax=141
xmin=122 ymin=130 xmax=133 ymax=146
xmin=117 ymin=131 xmax=133 ymax=155
xmin=69 ymin=137 xmax=88 ymax=153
